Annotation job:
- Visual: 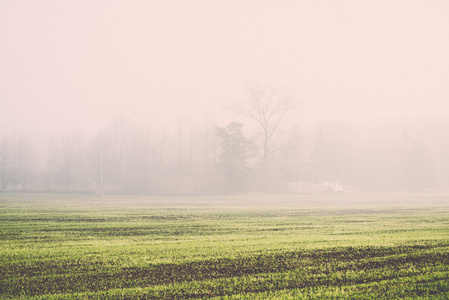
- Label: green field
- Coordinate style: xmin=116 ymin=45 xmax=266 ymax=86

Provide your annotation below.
xmin=1 ymin=193 xmax=449 ymax=299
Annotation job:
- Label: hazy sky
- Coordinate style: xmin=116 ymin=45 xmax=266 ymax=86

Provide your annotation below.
xmin=1 ymin=1 xmax=448 ymax=136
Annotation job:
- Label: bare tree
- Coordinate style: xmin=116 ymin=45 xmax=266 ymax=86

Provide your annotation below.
xmin=109 ymin=117 xmax=138 ymax=193
xmin=0 ymin=134 xmax=33 ymax=190
xmin=58 ymin=133 xmax=82 ymax=190
xmin=177 ymin=119 xmax=183 ymax=192
xmin=233 ymin=83 xmax=300 ymax=189
xmin=0 ymin=137 xmax=10 ymax=189
xmin=17 ymin=135 xmax=32 ymax=190
xmin=203 ymin=119 xmax=210 ymax=191
xmin=88 ymin=130 xmax=110 ymax=196
xmin=142 ymin=124 xmax=153 ymax=194
xmin=46 ymin=139 xmax=55 ymax=191
xmin=200 ymin=118 xmax=219 ymax=193
xmin=187 ymin=121 xmax=195 ymax=192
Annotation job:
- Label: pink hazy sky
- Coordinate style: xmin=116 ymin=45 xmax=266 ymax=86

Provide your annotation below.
xmin=1 ymin=1 xmax=448 ymax=136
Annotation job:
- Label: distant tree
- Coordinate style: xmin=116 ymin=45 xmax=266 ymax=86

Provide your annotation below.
xmin=0 ymin=137 xmax=10 ymax=189
xmin=141 ymin=125 xmax=154 ymax=194
xmin=57 ymin=133 xmax=82 ymax=190
xmin=232 ymin=83 xmax=299 ymax=189
xmin=16 ymin=135 xmax=32 ymax=190
xmin=187 ymin=122 xmax=194 ymax=191
xmin=155 ymin=128 xmax=167 ymax=193
xmin=45 ymin=139 xmax=56 ymax=191
xmin=176 ymin=119 xmax=183 ymax=192
xmin=109 ymin=117 xmax=137 ymax=193
xmin=87 ymin=130 xmax=110 ymax=195
xmin=201 ymin=119 xmax=216 ymax=192
xmin=216 ymin=122 xmax=255 ymax=192
xmin=196 ymin=120 xmax=219 ymax=193
xmin=0 ymin=134 xmax=33 ymax=190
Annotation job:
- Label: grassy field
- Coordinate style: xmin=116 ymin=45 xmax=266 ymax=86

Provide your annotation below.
xmin=0 ymin=193 xmax=448 ymax=299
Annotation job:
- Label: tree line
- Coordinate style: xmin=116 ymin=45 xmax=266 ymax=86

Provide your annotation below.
xmin=1 ymin=86 xmax=447 ymax=194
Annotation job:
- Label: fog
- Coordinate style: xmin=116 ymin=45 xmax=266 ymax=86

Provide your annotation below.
xmin=1 ymin=1 xmax=448 ymax=194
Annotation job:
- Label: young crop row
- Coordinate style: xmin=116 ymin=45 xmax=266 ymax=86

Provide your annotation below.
xmin=1 ymin=242 xmax=448 ymax=298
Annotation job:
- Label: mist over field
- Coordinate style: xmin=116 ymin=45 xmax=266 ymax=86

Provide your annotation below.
xmin=1 ymin=1 xmax=449 ymax=194
xmin=2 ymin=4 xmax=449 ymax=298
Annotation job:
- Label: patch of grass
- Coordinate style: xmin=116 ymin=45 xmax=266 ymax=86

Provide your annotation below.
xmin=1 ymin=193 xmax=448 ymax=299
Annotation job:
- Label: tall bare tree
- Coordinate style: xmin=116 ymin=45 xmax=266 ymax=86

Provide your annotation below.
xmin=177 ymin=119 xmax=183 ymax=192
xmin=17 ymin=135 xmax=32 ymax=190
xmin=203 ymin=119 xmax=210 ymax=191
xmin=46 ymin=139 xmax=55 ymax=191
xmin=233 ymin=83 xmax=300 ymax=189
xmin=0 ymin=137 xmax=10 ymax=189
xmin=141 ymin=124 xmax=153 ymax=194
xmin=58 ymin=133 xmax=82 ymax=190
xmin=109 ymin=117 xmax=137 ymax=193
xmin=0 ymin=134 xmax=34 ymax=190
xmin=88 ymin=130 xmax=110 ymax=196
